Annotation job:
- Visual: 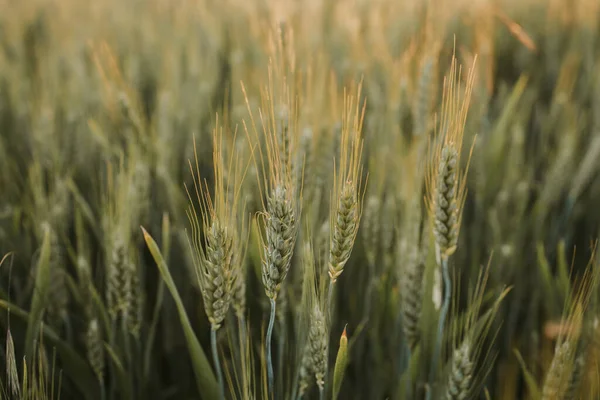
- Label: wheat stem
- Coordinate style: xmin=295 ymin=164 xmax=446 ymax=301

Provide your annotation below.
xmin=211 ymin=328 xmax=225 ymax=400
xmin=428 ymin=257 xmax=451 ymax=399
xmin=267 ymin=298 xmax=276 ymax=399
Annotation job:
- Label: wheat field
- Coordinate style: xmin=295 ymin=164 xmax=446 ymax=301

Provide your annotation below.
xmin=1 ymin=0 xmax=600 ymax=399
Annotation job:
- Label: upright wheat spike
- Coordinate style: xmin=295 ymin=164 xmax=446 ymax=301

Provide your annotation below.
xmin=186 ymin=120 xmax=247 ymax=400
xmin=328 ymin=83 xmax=366 ymax=305
xmin=445 ymin=340 xmax=474 ymax=400
xmin=262 ymin=185 xmax=297 ymax=300
xmin=242 ymin=62 xmax=302 ymax=398
xmin=425 ymin=53 xmax=477 ymax=392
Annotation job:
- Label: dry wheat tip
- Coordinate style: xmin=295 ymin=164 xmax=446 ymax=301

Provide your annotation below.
xmin=262 ymin=184 xmax=297 ymax=300
xmin=200 ymin=221 xmax=235 ymax=330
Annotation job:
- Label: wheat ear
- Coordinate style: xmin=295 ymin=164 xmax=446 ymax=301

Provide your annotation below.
xmin=425 ymin=54 xmax=476 ymax=392
xmin=328 ymin=83 xmax=365 ymax=308
xmin=445 ymin=340 xmax=474 ymax=400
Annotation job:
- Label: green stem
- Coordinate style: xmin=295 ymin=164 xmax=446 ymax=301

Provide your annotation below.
xmin=238 ymin=315 xmax=248 ymax=398
xmin=278 ymin=316 xmax=286 ymax=396
xmin=319 ymin=387 xmax=325 ymax=400
xmin=427 ymin=257 xmax=450 ymax=400
xmin=266 ymin=298 xmax=276 ymax=399
xmin=327 ymin=280 xmax=335 ymax=317
xmin=211 ymin=328 xmax=224 ymax=400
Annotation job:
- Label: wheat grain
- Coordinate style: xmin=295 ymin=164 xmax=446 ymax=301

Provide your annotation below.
xmin=199 ymin=221 xmax=235 ymax=330
xmin=263 ymin=184 xmax=297 ymax=300
xmin=433 ymin=146 xmax=460 ymax=258
xmin=445 ymin=339 xmax=474 ymax=400
xmin=329 ymin=182 xmax=359 ymax=282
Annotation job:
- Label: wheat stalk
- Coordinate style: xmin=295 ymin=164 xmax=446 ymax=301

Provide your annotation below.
xmin=328 ymin=82 xmax=366 ymax=302
xmin=186 ymin=120 xmax=247 ymax=400
xmin=425 ymin=53 xmax=477 ymax=391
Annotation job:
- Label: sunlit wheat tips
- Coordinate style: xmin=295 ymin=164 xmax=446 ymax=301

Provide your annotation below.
xmin=425 ymin=55 xmax=476 ymax=262
xmin=186 ymin=119 xmax=249 ymax=329
xmin=328 ymin=83 xmax=366 ymax=284
xmin=185 ymin=125 xmax=246 ymax=400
